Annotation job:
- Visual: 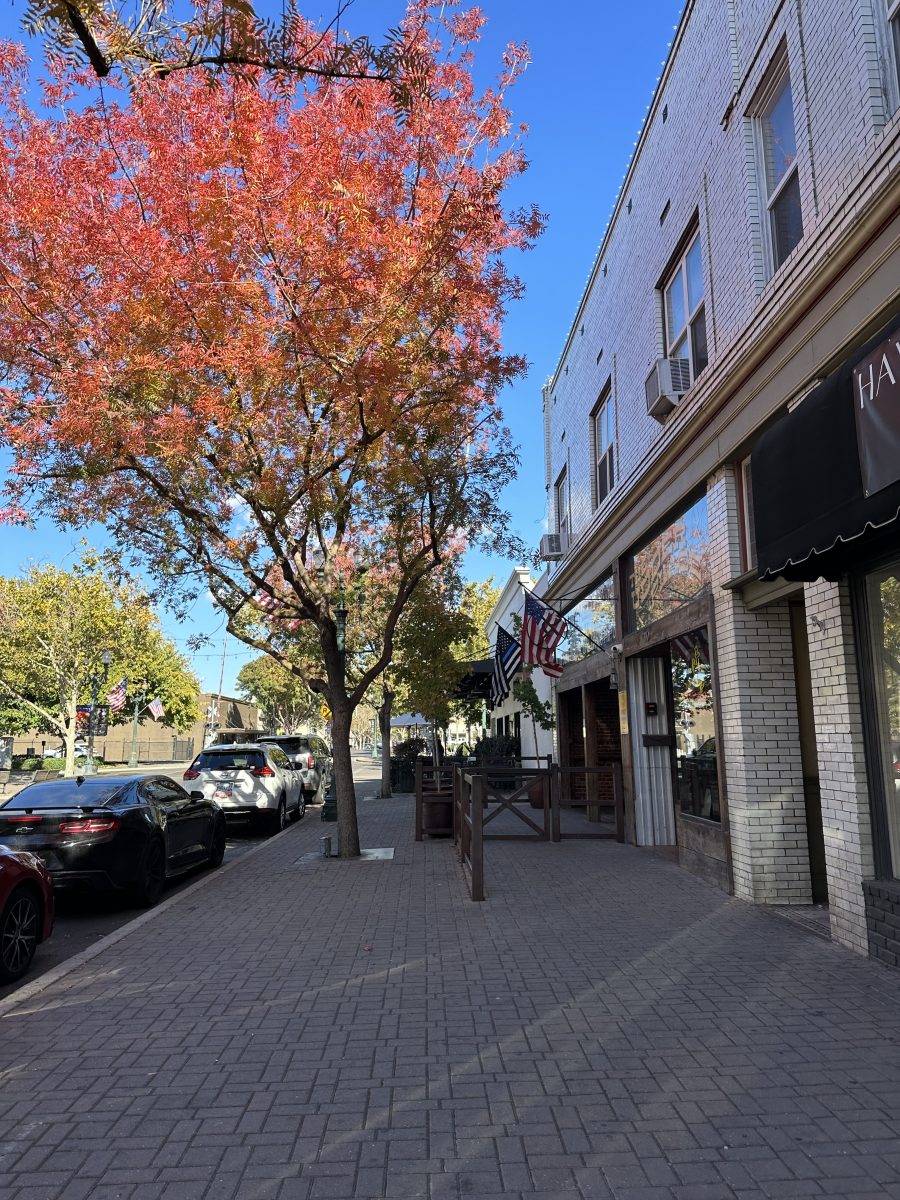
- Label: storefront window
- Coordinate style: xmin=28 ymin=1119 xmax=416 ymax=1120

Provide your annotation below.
xmin=867 ymin=564 xmax=900 ymax=871
xmin=558 ymin=575 xmax=616 ymax=663
xmin=628 ymin=495 xmax=712 ymax=630
xmin=671 ymin=628 xmax=720 ymax=822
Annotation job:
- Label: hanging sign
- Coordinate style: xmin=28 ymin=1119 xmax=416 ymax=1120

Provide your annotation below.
xmin=854 ymin=326 xmax=900 ymax=496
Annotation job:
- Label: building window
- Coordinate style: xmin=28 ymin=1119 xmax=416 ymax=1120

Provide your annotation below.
xmin=555 ymin=467 xmax=569 ymax=539
xmin=866 ymin=561 xmax=900 ymax=874
xmin=558 ymin=575 xmax=616 ymax=664
xmin=627 ymin=494 xmax=712 ymax=632
xmin=738 ymin=456 xmax=757 ymax=572
xmin=592 ymin=391 xmax=615 ymax=507
xmin=753 ymin=60 xmax=803 ymax=275
xmin=663 ymin=230 xmax=708 ymax=381
xmin=671 ymin=628 xmax=720 ymax=823
xmin=883 ymin=0 xmax=900 ymax=112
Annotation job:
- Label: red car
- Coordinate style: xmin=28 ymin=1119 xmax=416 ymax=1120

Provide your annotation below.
xmin=0 ymin=845 xmax=55 ymax=984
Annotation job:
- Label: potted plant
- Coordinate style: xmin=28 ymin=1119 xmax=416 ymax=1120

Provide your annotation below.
xmin=390 ymin=737 xmax=425 ymax=793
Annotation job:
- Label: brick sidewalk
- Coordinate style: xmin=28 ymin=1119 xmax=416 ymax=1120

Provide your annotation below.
xmin=3 ymin=795 xmax=900 ymax=1199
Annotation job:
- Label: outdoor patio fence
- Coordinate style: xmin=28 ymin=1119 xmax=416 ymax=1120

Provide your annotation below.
xmin=431 ymin=761 xmax=625 ymax=902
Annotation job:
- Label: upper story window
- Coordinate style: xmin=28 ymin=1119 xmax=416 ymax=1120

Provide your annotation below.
xmin=555 ymin=467 xmax=569 ymax=538
xmin=664 ymin=230 xmax=708 ymax=382
xmin=592 ymin=389 xmax=615 ymax=507
xmin=752 ymin=58 xmax=803 ymax=276
xmin=880 ymin=0 xmax=900 ymax=112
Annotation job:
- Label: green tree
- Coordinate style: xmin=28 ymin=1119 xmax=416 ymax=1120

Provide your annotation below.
xmin=449 ymin=577 xmax=500 ymax=735
xmin=0 ymin=554 xmax=199 ymax=776
xmin=511 ymin=670 xmax=555 ymax=760
xmin=236 ymin=656 xmax=318 ymax=733
xmin=366 ymin=576 xmax=474 ymax=796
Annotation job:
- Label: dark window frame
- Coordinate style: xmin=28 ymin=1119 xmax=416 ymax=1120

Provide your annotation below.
xmin=591 ymin=384 xmax=615 ymax=508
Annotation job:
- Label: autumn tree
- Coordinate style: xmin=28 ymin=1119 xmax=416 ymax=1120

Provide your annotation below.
xmin=0 ymin=555 xmax=200 ymax=776
xmin=0 ymin=4 xmax=542 ymax=854
xmin=236 ymin=655 xmax=319 ymax=732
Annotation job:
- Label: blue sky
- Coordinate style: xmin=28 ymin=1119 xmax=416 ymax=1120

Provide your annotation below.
xmin=0 ymin=0 xmax=683 ymax=693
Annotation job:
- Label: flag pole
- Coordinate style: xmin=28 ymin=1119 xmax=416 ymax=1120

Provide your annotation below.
xmin=520 ymin=584 xmax=610 ymax=653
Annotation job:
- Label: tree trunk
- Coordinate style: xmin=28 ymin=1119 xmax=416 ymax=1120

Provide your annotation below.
xmin=321 ymin=628 xmax=360 ymax=858
xmin=330 ymin=695 xmax=360 ymax=857
xmin=379 ymin=693 xmax=393 ymax=799
xmin=63 ymin=698 xmax=78 ymax=777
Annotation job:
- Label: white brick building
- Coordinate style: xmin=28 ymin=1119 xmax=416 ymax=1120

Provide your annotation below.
xmin=541 ymin=0 xmax=900 ymax=964
xmin=485 ymin=568 xmax=555 ymax=763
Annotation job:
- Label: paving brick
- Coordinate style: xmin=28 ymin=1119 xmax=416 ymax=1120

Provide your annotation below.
xmin=0 ymin=797 xmax=899 ymax=1200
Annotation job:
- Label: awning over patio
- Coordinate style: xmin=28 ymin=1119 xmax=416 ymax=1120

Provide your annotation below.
xmin=452 ymin=658 xmax=493 ymax=701
xmin=390 ymin=713 xmax=429 ymax=729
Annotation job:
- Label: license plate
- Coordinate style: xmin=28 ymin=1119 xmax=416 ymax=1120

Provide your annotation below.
xmin=214 ymin=786 xmax=233 ymax=798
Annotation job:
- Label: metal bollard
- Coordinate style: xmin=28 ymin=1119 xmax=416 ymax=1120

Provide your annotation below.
xmin=320 ymin=836 xmax=332 ymax=859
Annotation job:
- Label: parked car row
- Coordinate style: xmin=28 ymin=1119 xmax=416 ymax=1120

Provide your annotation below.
xmin=0 ymin=737 xmax=333 ymax=987
xmin=183 ymin=738 xmax=331 ymax=831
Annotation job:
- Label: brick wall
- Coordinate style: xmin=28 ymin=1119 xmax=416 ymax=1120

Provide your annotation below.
xmin=708 ymin=470 xmax=811 ymax=904
xmin=804 ymin=579 xmax=875 ymax=953
xmin=545 ymin=0 xmax=900 ymax=558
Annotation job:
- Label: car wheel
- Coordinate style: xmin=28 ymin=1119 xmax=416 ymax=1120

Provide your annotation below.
xmin=0 ymin=886 xmax=40 ymax=984
xmin=208 ymin=818 xmax=227 ymax=868
xmin=133 ymin=836 xmax=167 ymax=907
xmin=291 ymin=792 xmax=306 ymax=822
xmin=269 ymin=796 xmax=287 ymax=836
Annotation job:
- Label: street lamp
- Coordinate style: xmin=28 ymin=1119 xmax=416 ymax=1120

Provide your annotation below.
xmin=84 ymin=650 xmax=112 ymax=776
xmin=321 ymin=596 xmax=348 ymax=824
xmin=128 ymin=684 xmax=146 ymax=769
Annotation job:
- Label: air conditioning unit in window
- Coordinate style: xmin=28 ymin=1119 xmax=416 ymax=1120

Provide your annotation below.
xmin=645 ymin=357 xmax=692 ymax=421
xmin=539 ymin=532 xmax=569 ymax=561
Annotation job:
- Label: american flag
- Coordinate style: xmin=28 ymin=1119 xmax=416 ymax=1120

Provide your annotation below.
xmin=107 ymin=677 xmax=128 ymax=713
xmin=491 ymin=626 xmax=522 ymax=708
xmin=521 ymin=595 xmax=566 ymax=678
xmin=148 ymin=697 xmax=165 ymax=720
xmin=254 ymin=589 xmax=303 ymax=631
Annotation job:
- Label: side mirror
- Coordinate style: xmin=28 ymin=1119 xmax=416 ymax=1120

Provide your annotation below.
xmin=190 ymin=790 xmax=205 ymax=801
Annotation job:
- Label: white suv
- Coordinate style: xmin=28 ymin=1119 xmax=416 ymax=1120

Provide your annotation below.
xmin=184 ymin=743 xmax=305 ymax=833
xmin=258 ymin=735 xmax=332 ymax=803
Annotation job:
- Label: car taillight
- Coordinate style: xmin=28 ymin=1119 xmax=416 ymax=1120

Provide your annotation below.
xmin=307 ymin=755 xmax=315 ymax=769
xmin=252 ymin=766 xmax=275 ymax=778
xmin=58 ymin=818 xmax=120 ymax=834
xmin=183 ymin=769 xmax=200 ymax=779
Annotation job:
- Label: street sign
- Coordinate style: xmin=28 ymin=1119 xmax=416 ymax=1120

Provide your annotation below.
xmin=320 ymin=704 xmax=331 ymax=720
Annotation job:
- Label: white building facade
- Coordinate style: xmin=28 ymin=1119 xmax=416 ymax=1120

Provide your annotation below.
xmin=486 ymin=568 xmax=555 ymax=763
xmin=543 ymin=0 xmax=900 ymax=964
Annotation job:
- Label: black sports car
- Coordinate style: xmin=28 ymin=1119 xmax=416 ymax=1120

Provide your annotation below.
xmin=0 ymin=774 xmax=227 ymax=906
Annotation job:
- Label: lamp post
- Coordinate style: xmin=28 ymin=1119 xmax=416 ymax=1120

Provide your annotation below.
xmin=84 ymin=650 xmax=112 ymax=776
xmin=128 ymin=685 xmax=146 ymax=769
xmin=321 ymin=599 xmax=347 ymax=824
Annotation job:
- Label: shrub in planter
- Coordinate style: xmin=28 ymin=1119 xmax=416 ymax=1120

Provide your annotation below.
xmin=392 ymin=737 xmax=427 ymax=761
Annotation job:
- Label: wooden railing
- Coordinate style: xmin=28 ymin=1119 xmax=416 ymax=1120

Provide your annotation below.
xmin=453 ymin=769 xmax=485 ymax=901
xmin=557 ymin=763 xmax=625 ymax=842
xmin=419 ymin=761 xmax=626 ymax=902
xmin=414 ymin=760 xmax=454 ymax=840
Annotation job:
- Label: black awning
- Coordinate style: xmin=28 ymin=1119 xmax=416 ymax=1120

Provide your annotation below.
xmin=752 ymin=312 xmax=900 ymax=582
xmin=451 ymin=658 xmax=493 ymax=701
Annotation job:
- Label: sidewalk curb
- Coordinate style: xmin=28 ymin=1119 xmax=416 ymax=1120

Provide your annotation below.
xmin=0 ymin=820 xmax=306 ymax=1020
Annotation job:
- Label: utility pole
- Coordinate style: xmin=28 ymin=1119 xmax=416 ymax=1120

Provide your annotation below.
xmin=213 ymin=628 xmax=227 ymax=739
